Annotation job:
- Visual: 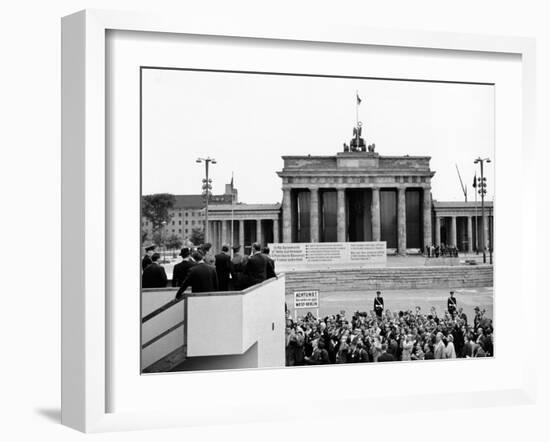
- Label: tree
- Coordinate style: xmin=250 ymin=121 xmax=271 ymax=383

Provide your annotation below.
xmin=141 ymin=194 xmax=176 ymax=233
xmin=189 ymin=227 xmax=205 ymax=246
xmin=165 ymin=234 xmax=183 ymax=251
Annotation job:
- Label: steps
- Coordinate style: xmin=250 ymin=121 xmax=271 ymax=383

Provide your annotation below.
xmin=284 ymin=265 xmax=493 ymax=295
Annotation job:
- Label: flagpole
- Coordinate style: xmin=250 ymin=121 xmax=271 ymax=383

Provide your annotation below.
xmin=356 ymin=90 xmax=359 ymax=127
xmin=474 ymin=173 xmax=478 ymax=255
xmin=231 ymin=172 xmax=235 ymax=258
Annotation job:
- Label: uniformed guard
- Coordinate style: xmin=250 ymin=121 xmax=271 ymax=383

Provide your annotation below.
xmin=447 ymin=290 xmax=458 ymax=317
xmin=141 ymin=243 xmax=156 ymax=271
xmin=373 ymin=291 xmax=384 ymax=318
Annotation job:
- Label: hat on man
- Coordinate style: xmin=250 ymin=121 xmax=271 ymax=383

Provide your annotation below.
xmin=376 ymin=290 xmax=381 ymax=295
xmin=232 ymin=244 xmax=241 ymax=252
xmin=180 ymin=247 xmax=190 ymax=258
xmin=143 ymin=242 xmax=156 ymax=252
xmin=450 ymin=290 xmax=455 ymax=295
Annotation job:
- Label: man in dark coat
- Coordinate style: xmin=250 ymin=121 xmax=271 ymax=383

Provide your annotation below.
xmin=172 ymin=247 xmax=195 ymax=287
xmin=244 ymin=242 xmax=274 ymax=287
xmin=230 ymin=244 xmax=248 ymax=290
xmin=141 ymin=253 xmax=167 ymax=288
xmin=215 ymin=245 xmax=232 ymax=291
xmin=262 ymin=246 xmax=276 ymax=279
xmin=141 ymin=244 xmax=156 ymax=270
xmin=175 ymin=251 xmax=218 ymax=299
xmin=373 ymin=291 xmax=384 ymax=318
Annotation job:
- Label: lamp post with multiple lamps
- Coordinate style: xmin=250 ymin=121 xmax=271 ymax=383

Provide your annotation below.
xmin=474 ymin=157 xmax=491 ymax=263
xmin=196 ymin=157 xmax=216 ymax=245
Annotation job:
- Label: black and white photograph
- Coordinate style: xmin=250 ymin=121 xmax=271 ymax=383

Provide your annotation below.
xmin=140 ymin=68 xmax=495 ymax=373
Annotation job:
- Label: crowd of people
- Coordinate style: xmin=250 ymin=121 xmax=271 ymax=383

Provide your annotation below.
xmin=141 ymin=242 xmax=276 ymax=297
xmin=285 ymin=290 xmax=493 ymax=366
xmin=425 ymin=244 xmax=459 ymax=258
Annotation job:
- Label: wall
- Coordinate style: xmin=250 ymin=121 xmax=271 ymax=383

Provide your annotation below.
xmin=285 ymin=265 xmax=493 ymax=295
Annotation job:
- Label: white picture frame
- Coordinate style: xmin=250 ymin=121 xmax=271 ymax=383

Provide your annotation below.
xmin=61 ymin=9 xmax=537 ymax=433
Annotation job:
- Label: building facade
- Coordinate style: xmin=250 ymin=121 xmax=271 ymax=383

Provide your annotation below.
xmin=277 ymin=151 xmax=435 ymax=254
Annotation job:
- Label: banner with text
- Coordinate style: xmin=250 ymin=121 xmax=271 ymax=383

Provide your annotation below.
xmin=268 ymin=241 xmax=386 ymax=272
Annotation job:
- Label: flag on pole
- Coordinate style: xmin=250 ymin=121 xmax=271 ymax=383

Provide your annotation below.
xmin=356 ymin=93 xmax=362 ymax=105
xmin=230 ymin=173 xmax=234 ymax=192
xmin=472 ymin=173 xmax=477 ymax=188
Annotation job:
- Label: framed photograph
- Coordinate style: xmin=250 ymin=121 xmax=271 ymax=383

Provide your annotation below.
xmin=61 ymin=9 xmax=537 ymax=432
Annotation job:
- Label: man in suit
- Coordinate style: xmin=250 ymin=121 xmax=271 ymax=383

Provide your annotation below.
xmin=172 ymin=247 xmax=195 ymax=287
xmin=215 ymin=245 xmax=232 ymax=291
xmin=230 ymin=244 xmax=248 ymax=290
xmin=175 ymin=251 xmax=218 ymax=299
xmin=447 ymin=290 xmax=458 ymax=318
xmin=373 ymin=291 xmax=384 ymax=318
xmin=141 ymin=253 xmax=167 ymax=288
xmin=262 ymin=246 xmax=276 ymax=279
xmin=141 ymin=243 xmax=156 ymax=271
xmin=245 ymin=242 xmax=274 ymax=287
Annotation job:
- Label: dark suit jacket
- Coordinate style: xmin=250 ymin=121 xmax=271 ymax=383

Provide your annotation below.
xmin=264 ymin=255 xmax=276 ymax=279
xmin=215 ymin=253 xmax=232 ymax=291
xmin=141 ymin=262 xmax=167 ymax=288
xmin=171 ymin=259 xmax=195 ymax=287
xmin=245 ymin=252 xmax=274 ymax=287
xmin=378 ymin=352 xmax=396 ymax=362
xmin=142 ymin=254 xmax=153 ymax=271
xmin=175 ymin=262 xmax=218 ymax=299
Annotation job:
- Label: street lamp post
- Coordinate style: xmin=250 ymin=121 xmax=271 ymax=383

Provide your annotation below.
xmin=474 ymin=157 xmax=491 ymax=263
xmin=196 ymin=157 xmax=216 ymax=245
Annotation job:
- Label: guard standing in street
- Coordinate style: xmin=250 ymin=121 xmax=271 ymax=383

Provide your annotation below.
xmin=373 ymin=290 xmax=384 ymax=318
xmin=447 ymin=290 xmax=458 ymax=318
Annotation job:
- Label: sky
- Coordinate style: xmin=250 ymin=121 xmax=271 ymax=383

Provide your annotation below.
xmin=142 ymin=68 xmax=495 ymax=203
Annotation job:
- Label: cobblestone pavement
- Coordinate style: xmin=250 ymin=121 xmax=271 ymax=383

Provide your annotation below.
xmin=285 ymin=287 xmax=494 ymax=323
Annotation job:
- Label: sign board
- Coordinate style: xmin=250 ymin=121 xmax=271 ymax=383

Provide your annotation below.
xmin=294 ymin=290 xmax=319 ymax=309
xmin=268 ymin=241 xmax=386 ymax=272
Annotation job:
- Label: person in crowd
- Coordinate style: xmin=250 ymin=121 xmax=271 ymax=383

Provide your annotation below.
xmin=214 ymin=245 xmax=232 ymax=291
xmin=200 ymin=243 xmax=215 ymax=266
xmin=262 ymin=246 xmax=276 ymax=279
xmin=175 ymin=251 xmax=218 ymax=299
xmin=244 ymin=242 xmax=274 ymax=287
xmin=373 ymin=291 xmax=384 ymax=318
xmin=444 ymin=334 xmax=457 ymax=359
xmin=141 ymin=243 xmax=156 ymax=271
xmin=141 ymin=252 xmax=167 ymax=288
xmin=447 ymin=290 xmax=458 ymax=318
xmin=230 ymin=244 xmax=248 ymax=290
xmin=433 ymin=332 xmax=446 ymax=359
xmin=378 ymin=344 xmax=396 ymax=362
xmin=171 ymin=247 xmax=195 ymax=287
xmin=401 ymin=334 xmax=415 ymax=361
xmin=423 ymin=343 xmax=434 ymax=360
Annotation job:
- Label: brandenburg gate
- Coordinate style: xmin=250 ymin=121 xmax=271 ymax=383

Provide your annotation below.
xmin=277 ymin=126 xmax=435 ymax=254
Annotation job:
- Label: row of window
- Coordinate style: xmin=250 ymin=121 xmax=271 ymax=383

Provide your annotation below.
xmin=142 ymin=220 xmax=205 ymax=227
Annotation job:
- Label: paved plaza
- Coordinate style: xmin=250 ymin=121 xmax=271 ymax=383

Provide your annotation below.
xmin=285 ymin=286 xmax=493 ymax=323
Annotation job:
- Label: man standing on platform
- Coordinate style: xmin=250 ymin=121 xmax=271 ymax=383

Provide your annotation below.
xmin=245 ymin=242 xmax=274 ymax=287
xmin=215 ymin=245 xmax=232 ymax=291
xmin=172 ymin=247 xmax=195 ymax=288
xmin=262 ymin=246 xmax=276 ymax=279
xmin=141 ymin=243 xmax=156 ymax=271
xmin=141 ymin=252 xmax=167 ymax=288
xmin=175 ymin=251 xmax=218 ymax=299
xmin=373 ymin=291 xmax=384 ymax=318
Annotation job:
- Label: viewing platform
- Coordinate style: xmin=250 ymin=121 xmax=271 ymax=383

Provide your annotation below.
xmin=141 ymin=276 xmax=286 ymax=373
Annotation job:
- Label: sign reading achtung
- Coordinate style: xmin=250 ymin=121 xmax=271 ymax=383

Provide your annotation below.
xmin=294 ymin=290 xmax=319 ymax=309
